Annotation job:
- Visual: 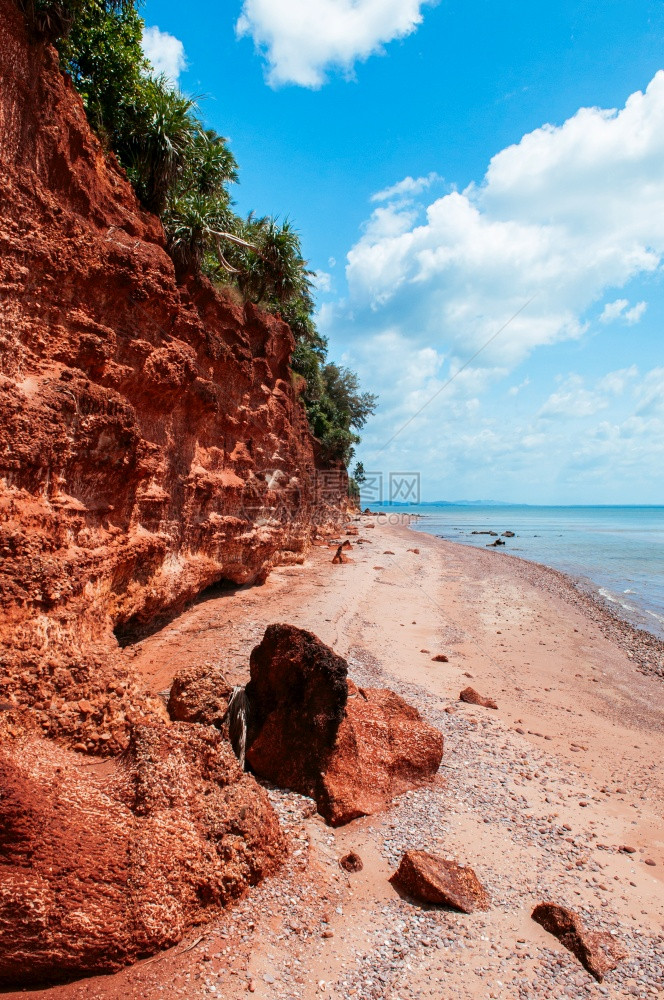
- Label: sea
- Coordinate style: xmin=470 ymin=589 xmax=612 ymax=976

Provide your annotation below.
xmin=375 ymin=504 xmax=664 ymax=640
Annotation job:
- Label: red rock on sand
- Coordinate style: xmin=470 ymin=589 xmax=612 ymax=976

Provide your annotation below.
xmin=390 ymin=851 xmax=490 ymax=913
xmin=322 ymin=681 xmax=444 ymax=825
xmin=246 ymin=625 xmax=444 ymax=825
xmin=0 ymin=724 xmax=284 ymax=986
xmin=246 ymin=624 xmax=348 ymax=795
xmin=432 ymin=654 xmax=449 ymax=662
xmin=339 ymin=852 xmax=364 ymax=873
xmin=460 ymin=686 xmax=498 ymax=710
xmin=532 ymin=902 xmax=626 ymax=981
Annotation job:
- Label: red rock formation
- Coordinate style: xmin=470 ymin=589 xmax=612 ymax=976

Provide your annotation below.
xmin=0 ymin=5 xmax=343 ymax=983
xmin=246 ymin=624 xmax=349 ymax=794
xmin=0 ymin=0 xmax=344 ymax=749
xmin=390 ymin=851 xmax=490 ymax=912
xmin=245 ymin=625 xmax=444 ymax=825
xmin=531 ymin=902 xmax=626 ymax=981
xmin=0 ymin=721 xmax=285 ymax=986
xmin=168 ymin=662 xmax=233 ymax=727
xmin=321 ymin=681 xmax=444 ymax=824
xmin=460 ymin=687 xmax=498 ymax=710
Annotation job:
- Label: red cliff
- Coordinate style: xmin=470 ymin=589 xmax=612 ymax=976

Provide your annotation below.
xmin=0 ymin=3 xmax=345 ymax=981
xmin=0 ymin=0 xmax=342 ymax=753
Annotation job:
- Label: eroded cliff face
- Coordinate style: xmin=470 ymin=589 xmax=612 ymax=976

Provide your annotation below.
xmin=0 ymin=0 xmax=342 ymax=752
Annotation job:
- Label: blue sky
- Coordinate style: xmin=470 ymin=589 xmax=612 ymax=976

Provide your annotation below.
xmin=142 ymin=1 xmax=664 ymax=504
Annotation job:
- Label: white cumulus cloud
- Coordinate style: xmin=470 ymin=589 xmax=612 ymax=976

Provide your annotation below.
xmin=538 ymin=374 xmax=608 ymax=420
xmin=322 ymin=72 xmax=664 ymax=499
xmin=142 ymin=26 xmax=188 ymax=86
xmin=312 ymin=269 xmax=333 ymax=293
xmin=343 ymin=71 xmax=664 ymax=370
xmin=600 ymin=298 xmax=647 ymax=324
xmin=236 ymin=0 xmax=434 ymax=88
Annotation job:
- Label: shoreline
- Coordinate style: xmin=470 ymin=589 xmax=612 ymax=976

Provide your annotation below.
xmin=8 ymin=513 xmax=663 ymax=1000
xmin=394 ymin=513 xmax=664 ymax=677
xmin=381 ymin=505 xmax=664 ymax=642
xmin=448 ymin=533 xmax=664 ymax=681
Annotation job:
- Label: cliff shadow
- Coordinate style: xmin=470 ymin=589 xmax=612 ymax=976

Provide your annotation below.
xmin=113 ymin=577 xmax=251 ymax=647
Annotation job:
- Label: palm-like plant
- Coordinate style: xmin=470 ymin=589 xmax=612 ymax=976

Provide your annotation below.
xmin=164 ymin=193 xmax=258 ymax=276
xmin=18 ymin=0 xmax=132 ymax=41
xmin=130 ymin=77 xmax=201 ymax=215
xmin=235 ymin=217 xmax=313 ymax=307
xmin=17 ymin=0 xmax=74 ymax=38
xmin=187 ymin=129 xmax=238 ymax=197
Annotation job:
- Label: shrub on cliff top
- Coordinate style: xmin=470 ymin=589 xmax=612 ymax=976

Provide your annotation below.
xmin=126 ymin=78 xmax=201 ymax=215
xmin=58 ymin=0 xmax=145 ymax=148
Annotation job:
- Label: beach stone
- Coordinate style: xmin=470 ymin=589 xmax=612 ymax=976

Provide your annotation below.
xmin=340 ymin=852 xmax=364 ymax=872
xmin=167 ymin=662 xmax=232 ymax=727
xmin=389 ymin=851 xmax=490 ymax=913
xmin=531 ymin=903 xmax=626 ymax=981
xmin=318 ymin=681 xmax=444 ymax=825
xmin=245 ymin=625 xmax=443 ymax=825
xmin=460 ymin=687 xmax=498 ymax=710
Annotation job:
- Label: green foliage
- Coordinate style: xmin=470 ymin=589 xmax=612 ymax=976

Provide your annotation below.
xmin=348 ymin=460 xmax=366 ymax=502
xmin=58 ymin=0 xmax=145 ymax=147
xmin=126 ymin=78 xmax=201 ymax=214
xmin=233 ymin=217 xmax=312 ymax=308
xmin=188 ymin=129 xmax=239 ymax=196
xmin=292 ymin=357 xmax=378 ymax=466
xmin=17 ymin=0 xmax=75 ymax=39
xmin=353 ymin=461 xmax=367 ymax=486
xmin=21 ymin=0 xmax=377 ymax=466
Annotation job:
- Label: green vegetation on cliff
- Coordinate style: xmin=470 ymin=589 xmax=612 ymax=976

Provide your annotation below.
xmin=16 ymin=0 xmax=376 ymax=467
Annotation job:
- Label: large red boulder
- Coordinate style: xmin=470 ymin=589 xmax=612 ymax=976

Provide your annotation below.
xmin=245 ymin=625 xmax=444 ymax=825
xmin=0 ymin=723 xmax=284 ymax=986
xmin=320 ymin=682 xmax=444 ymax=825
xmin=245 ymin=623 xmax=349 ymax=797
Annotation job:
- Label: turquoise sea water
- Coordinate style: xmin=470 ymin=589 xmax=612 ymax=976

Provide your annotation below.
xmin=385 ymin=505 xmax=664 ymax=639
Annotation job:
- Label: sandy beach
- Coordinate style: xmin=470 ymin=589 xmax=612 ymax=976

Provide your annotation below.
xmin=12 ymin=513 xmax=663 ymax=1000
